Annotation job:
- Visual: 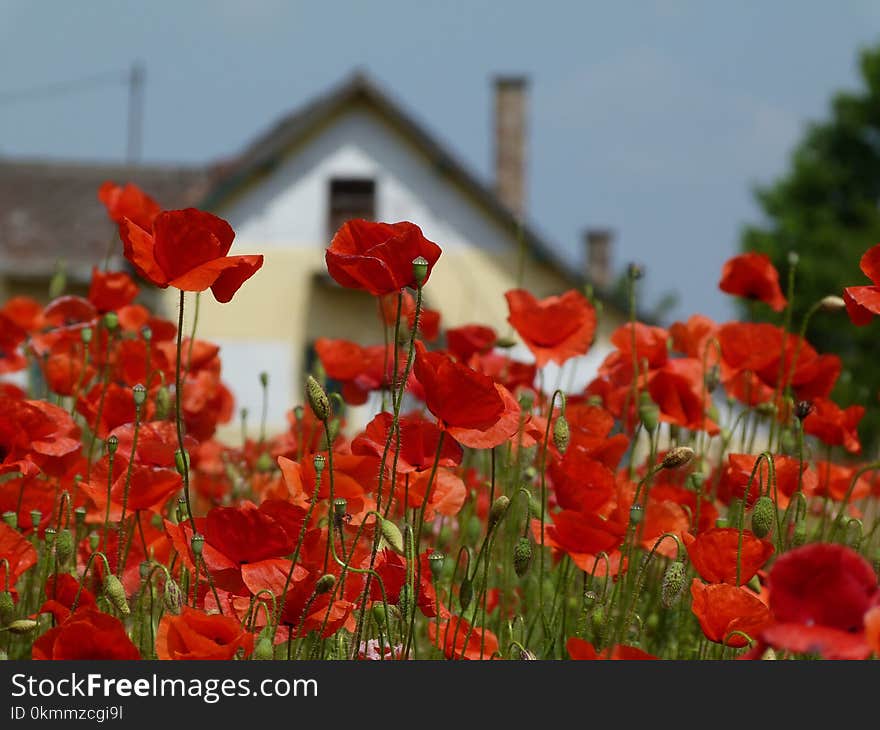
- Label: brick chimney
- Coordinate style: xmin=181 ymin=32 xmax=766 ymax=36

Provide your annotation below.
xmin=493 ymin=75 xmax=528 ymax=217
xmin=585 ymin=229 xmax=613 ymax=290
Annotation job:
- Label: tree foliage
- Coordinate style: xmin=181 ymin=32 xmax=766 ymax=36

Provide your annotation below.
xmin=741 ymin=45 xmax=880 ymax=452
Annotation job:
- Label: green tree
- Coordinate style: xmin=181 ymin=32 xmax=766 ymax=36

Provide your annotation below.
xmin=741 ymin=44 xmax=880 ymax=453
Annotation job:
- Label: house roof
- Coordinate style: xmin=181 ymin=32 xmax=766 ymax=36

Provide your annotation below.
xmin=0 ymin=159 xmax=213 ymax=281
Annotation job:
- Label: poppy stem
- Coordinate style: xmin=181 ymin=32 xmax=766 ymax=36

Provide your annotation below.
xmin=173 ymin=290 xmax=197 ymax=537
xmin=116 ymin=398 xmax=143 ymax=577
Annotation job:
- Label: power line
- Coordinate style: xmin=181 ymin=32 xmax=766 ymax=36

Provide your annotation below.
xmin=0 ymin=70 xmax=128 ymax=105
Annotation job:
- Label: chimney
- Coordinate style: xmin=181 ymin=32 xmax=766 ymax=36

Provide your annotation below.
xmin=585 ymin=229 xmax=613 ymax=290
xmin=493 ymin=75 xmax=528 ymax=217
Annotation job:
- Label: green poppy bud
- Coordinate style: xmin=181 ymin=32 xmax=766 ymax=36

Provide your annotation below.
xmin=80 ymin=326 xmax=93 ymax=344
xmin=792 ymin=519 xmax=807 ymax=547
xmin=315 ymin=574 xmax=336 ymax=595
xmin=253 ymin=634 xmax=275 ymax=660
xmin=132 ymin=383 xmax=147 ymax=407
xmin=412 ymin=256 xmax=429 ymax=285
xmin=155 ymin=385 xmax=171 ymax=419
xmin=428 ymin=551 xmax=445 ymax=581
xmin=55 ymin=528 xmax=74 ymax=567
xmin=103 ymin=574 xmax=130 ymax=616
xmin=2 ymin=512 xmax=16 ymax=529
xmin=459 ymin=576 xmax=473 ymax=612
xmin=751 ymin=496 xmax=775 ymax=539
xmin=0 ymin=591 xmax=14 ymax=625
xmin=638 ymin=392 xmax=660 ymax=433
xmin=306 ymin=375 xmax=330 ymax=420
xmin=372 ymin=603 xmax=387 ymax=628
xmin=488 ymin=495 xmax=511 ymax=533
xmin=513 ymin=537 xmax=533 ymax=578
xmin=191 ymin=533 xmax=205 ymax=557
xmin=103 ymin=311 xmax=119 ymax=330
xmin=379 ymin=517 xmax=405 ymax=555
xmin=255 ymin=452 xmax=273 ymax=473
xmin=553 ymin=415 xmax=570 ymax=453
xmin=629 ymin=504 xmax=644 ymax=526
xmin=661 ymin=561 xmax=686 ymax=608
xmin=163 ymin=579 xmax=183 ymax=615
xmin=175 ymin=449 xmax=190 ymax=476
xmin=7 ymin=619 xmax=38 ymax=635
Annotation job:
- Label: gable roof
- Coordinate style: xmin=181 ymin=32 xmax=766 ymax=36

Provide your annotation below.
xmin=198 ymin=71 xmax=582 ymax=284
xmin=0 ymin=159 xmax=213 ymax=280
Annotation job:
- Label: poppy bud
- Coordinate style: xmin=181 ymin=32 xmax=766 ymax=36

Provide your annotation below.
xmin=80 ymin=326 xmax=93 ymax=344
xmin=379 ymin=517 xmax=405 ymax=555
xmin=627 ymin=262 xmax=643 ymax=280
xmin=518 ymin=390 xmax=535 ymax=411
xmin=44 ymin=527 xmax=56 ymax=545
xmin=1 ymin=512 xmax=16 ymax=528
xmin=255 ymin=452 xmax=273 ymax=473
xmin=661 ymin=561 xmax=686 ymax=608
xmin=428 ymin=551 xmax=445 ymax=580
xmin=74 ymin=505 xmax=87 ymax=528
xmin=253 ymin=634 xmax=275 ymax=661
xmin=29 ymin=510 xmax=41 ymax=528
xmin=795 ymin=400 xmax=813 ymax=421
xmin=175 ymin=449 xmax=190 ymax=475
xmin=513 ymin=537 xmax=533 ymax=577
xmin=751 ymin=496 xmax=775 ymax=539
xmin=103 ymin=311 xmax=119 ymax=330
xmin=819 ymin=295 xmax=846 ymax=312
xmin=0 ymin=591 xmax=13 ymax=625
xmin=661 ymin=446 xmax=695 ymax=470
xmin=488 ymin=495 xmax=511 ymax=532
xmin=7 ymin=619 xmax=38 ymax=635
xmin=787 ymin=251 xmax=799 ymax=267
xmin=141 ymin=325 xmax=152 ymax=342
xmin=155 ymin=385 xmax=171 ymax=419
xmin=755 ymin=401 xmax=776 ymax=418
xmin=176 ymin=497 xmax=189 ymax=523
xmin=845 ymin=519 xmax=863 ymax=550
xmin=55 ymin=528 xmax=74 ymax=567
xmin=103 ymin=574 xmax=130 ymax=616
xmin=398 ymin=583 xmax=414 ymax=618
xmin=163 ymin=579 xmax=183 ymax=615
xmin=315 ymin=574 xmax=336 ymax=595
xmin=791 ymin=519 xmax=807 ymax=547
xmin=191 ymin=534 xmax=205 ymax=557
xmin=313 ymin=453 xmax=326 ymax=473
xmin=459 ymin=576 xmax=473 ymax=611
xmin=553 ymin=415 xmax=570 ymax=453
xmin=106 ymin=435 xmax=119 ymax=456
xmin=412 ymin=256 xmax=429 ymax=285
xmin=259 ymin=371 xmax=269 ymax=388
xmin=132 ymin=383 xmax=147 ymax=407
xmin=591 ymin=604 xmax=605 ymax=632
xmin=526 ymin=495 xmax=541 ymax=520
xmin=686 ymin=471 xmax=706 ymax=493
xmin=372 ymin=603 xmax=387 ymax=628
xmin=638 ymin=393 xmax=660 ymax=434
xmin=704 ymin=364 xmax=721 ymax=393
xmin=586 ymin=394 xmax=604 ymax=407
xmin=495 ymin=335 xmax=518 ymax=349
xmin=629 ymin=504 xmax=644 ymax=526
xmin=88 ymin=532 xmax=99 ymax=551
xmin=306 ymin=375 xmax=331 ymax=420
xmin=324 ymin=418 xmax=340 ymax=447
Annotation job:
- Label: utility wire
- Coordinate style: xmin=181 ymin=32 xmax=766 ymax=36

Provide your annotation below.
xmin=0 ymin=70 xmax=128 ymax=105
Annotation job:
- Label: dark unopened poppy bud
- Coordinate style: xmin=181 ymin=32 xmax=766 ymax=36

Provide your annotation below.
xmin=255 ymin=452 xmax=273 ymax=473
xmin=106 ymin=435 xmax=119 ymax=456
xmin=55 ymin=528 xmax=74 ymax=566
xmin=661 ymin=561 xmax=686 ymax=608
xmin=313 ymin=453 xmax=326 ymax=472
xmin=513 ymin=537 xmax=533 ymax=577
xmin=191 ymin=533 xmax=205 ymax=557
xmin=412 ymin=256 xmax=429 ymax=285
xmin=819 ymin=295 xmax=846 ymax=312
xmin=315 ymin=574 xmax=336 ymax=595
xmin=751 ymin=496 xmax=775 ymax=539
xmin=379 ymin=517 xmax=405 ymax=555
xmin=88 ymin=532 xmax=99 ymax=551
xmin=1 ymin=512 xmax=16 ymax=528
xmin=488 ymin=495 xmax=511 ymax=532
xmin=553 ymin=415 xmax=570 ymax=453
xmin=638 ymin=392 xmax=660 ymax=433
xmin=7 ymin=619 xmax=38 ymax=635
xmin=132 ymin=383 xmax=147 ymax=407
xmin=629 ymin=504 xmax=644 ymax=526
xmin=103 ymin=574 xmax=130 ymax=615
xmin=795 ymin=400 xmax=813 ymax=421
xmin=259 ymin=371 xmax=269 ymax=388
xmin=253 ymin=634 xmax=275 ymax=660
xmin=163 ymin=579 xmax=183 ymax=614
xmin=459 ymin=576 xmax=473 ymax=611
xmin=428 ymin=551 xmax=445 ymax=580
xmin=0 ymin=591 xmax=14 ymax=625
xmin=661 ymin=447 xmax=694 ymax=470
xmin=80 ymin=327 xmax=93 ymax=344
xmin=156 ymin=385 xmax=171 ymax=419
xmin=103 ymin=311 xmax=119 ymax=330
xmin=175 ymin=449 xmax=190 ymax=475
xmin=306 ymin=375 xmax=330 ymax=420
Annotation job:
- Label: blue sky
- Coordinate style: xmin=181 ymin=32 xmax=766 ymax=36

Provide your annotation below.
xmin=2 ymin=1 xmax=879 ymax=322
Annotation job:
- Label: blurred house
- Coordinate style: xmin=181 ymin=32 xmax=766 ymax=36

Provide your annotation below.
xmin=0 ymin=72 xmax=626 ymax=434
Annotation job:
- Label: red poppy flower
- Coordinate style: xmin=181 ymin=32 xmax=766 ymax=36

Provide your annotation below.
xmin=40 ymin=573 xmax=97 ymax=624
xmin=566 ymin=637 xmax=657 ymax=660
xmin=314 ymin=338 xmax=400 ymax=405
xmin=156 ymin=606 xmax=254 ymax=660
xmin=99 ymin=181 xmax=162 ymax=231
xmin=813 ymin=461 xmax=871 ymax=503
xmin=79 ymin=455 xmax=182 ymax=520
xmin=684 ymin=527 xmax=774 ymax=586
xmin=505 ymin=289 xmax=597 ymax=368
xmin=325 ymin=219 xmax=442 ymax=296
xmin=0 ymin=398 xmax=81 ymax=475
xmin=429 ymin=616 xmax=498 ymax=660
xmin=446 ymin=324 xmax=497 ymax=362
xmin=119 ymin=208 xmax=263 ymax=303
xmin=88 ymin=267 xmax=140 ymax=313
xmin=549 ymin=451 xmax=617 ymax=513
xmin=0 ymin=521 xmax=38 ymax=591
xmin=669 ymin=314 xmax=720 ymax=361
xmin=414 ymin=342 xmax=519 ymax=448
xmin=719 ymin=252 xmax=787 ymax=311
xmin=803 ymin=397 xmax=864 ymax=454
xmin=843 ymin=243 xmax=880 ymax=325
xmin=33 ymin=608 xmax=140 ymax=660
xmin=865 ymin=606 xmax=880 ymax=657
xmin=719 ymin=453 xmax=817 ymax=509
xmin=351 ymin=412 xmax=463 ymax=473
xmin=690 ymin=580 xmax=771 ymax=647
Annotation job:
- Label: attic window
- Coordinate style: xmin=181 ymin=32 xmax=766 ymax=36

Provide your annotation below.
xmin=328 ymin=178 xmax=375 ymax=238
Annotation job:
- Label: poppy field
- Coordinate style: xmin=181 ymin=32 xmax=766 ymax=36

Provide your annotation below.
xmin=2 ymin=183 xmax=880 ymax=661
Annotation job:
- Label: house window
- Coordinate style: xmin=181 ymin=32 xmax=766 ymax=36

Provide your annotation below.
xmin=327 ymin=178 xmax=376 ymax=238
